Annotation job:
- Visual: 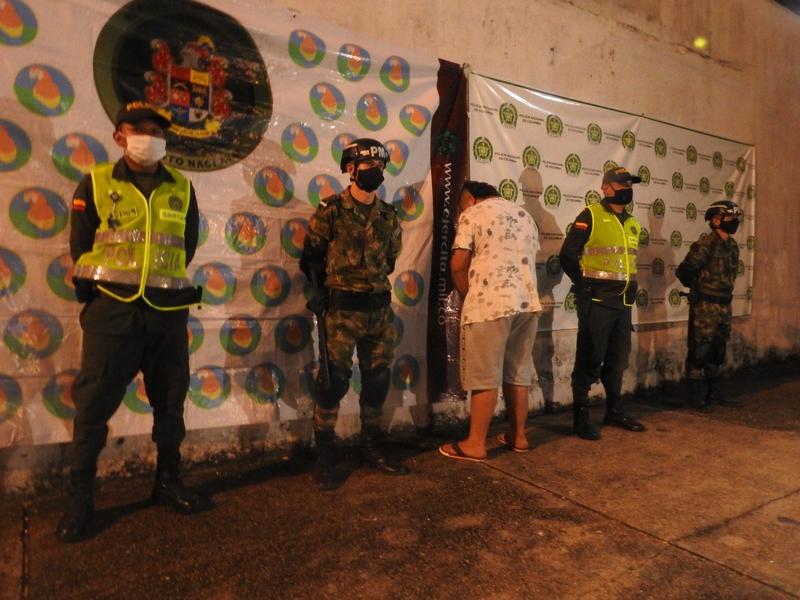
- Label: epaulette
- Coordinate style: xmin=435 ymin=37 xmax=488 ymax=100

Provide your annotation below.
xmin=318 ymin=194 xmax=342 ymax=210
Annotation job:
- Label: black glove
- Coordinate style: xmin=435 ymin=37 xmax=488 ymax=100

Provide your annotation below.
xmin=306 ymin=287 xmax=329 ymax=315
xmin=73 ymin=279 xmax=97 ymax=303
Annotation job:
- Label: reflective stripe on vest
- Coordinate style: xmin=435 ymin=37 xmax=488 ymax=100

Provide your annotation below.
xmin=580 ymin=203 xmax=640 ymax=287
xmin=74 ymin=163 xmax=193 ymax=305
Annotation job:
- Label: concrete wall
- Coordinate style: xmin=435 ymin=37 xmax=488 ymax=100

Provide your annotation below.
xmin=277 ymin=0 xmax=800 ymax=398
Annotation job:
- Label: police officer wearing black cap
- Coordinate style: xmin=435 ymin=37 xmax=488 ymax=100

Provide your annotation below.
xmin=559 ymin=167 xmax=647 ymax=440
xmin=56 ymin=101 xmax=211 ymax=542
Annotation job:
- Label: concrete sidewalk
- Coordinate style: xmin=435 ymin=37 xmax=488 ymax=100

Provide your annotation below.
xmin=2 ymin=372 xmax=799 ymax=599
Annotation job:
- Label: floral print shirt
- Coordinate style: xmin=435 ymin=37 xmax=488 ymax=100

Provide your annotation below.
xmin=453 ymin=197 xmax=541 ymax=325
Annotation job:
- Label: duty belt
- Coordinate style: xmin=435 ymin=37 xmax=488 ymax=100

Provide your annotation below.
xmin=328 ymin=289 xmax=391 ymax=311
xmin=696 ymin=292 xmax=732 ymax=306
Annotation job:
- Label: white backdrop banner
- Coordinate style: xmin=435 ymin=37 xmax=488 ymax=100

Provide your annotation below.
xmin=468 ymin=73 xmax=756 ymax=331
xmin=0 ymin=0 xmax=438 ymax=446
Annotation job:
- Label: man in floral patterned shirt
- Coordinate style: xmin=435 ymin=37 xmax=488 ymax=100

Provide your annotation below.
xmin=440 ymin=181 xmax=542 ymax=462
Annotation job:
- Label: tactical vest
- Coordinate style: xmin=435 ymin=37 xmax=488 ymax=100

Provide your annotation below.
xmin=73 ymin=163 xmax=195 ymax=310
xmin=580 ymin=203 xmax=640 ymax=302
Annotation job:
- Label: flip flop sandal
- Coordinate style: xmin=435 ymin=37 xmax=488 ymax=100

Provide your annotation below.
xmin=497 ymin=433 xmax=530 ymax=453
xmin=438 ymin=442 xmax=486 ymax=462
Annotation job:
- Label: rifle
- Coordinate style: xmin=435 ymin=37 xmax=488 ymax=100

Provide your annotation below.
xmin=309 ymin=270 xmax=331 ymax=392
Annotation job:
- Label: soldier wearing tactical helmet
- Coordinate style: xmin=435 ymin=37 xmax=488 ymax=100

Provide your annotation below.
xmin=676 ymin=199 xmax=744 ymax=410
xmin=300 ymin=138 xmax=408 ymax=490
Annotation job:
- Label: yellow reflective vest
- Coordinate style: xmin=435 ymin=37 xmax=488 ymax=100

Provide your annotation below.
xmin=73 ymin=163 xmax=195 ymax=310
xmin=579 ymin=203 xmax=640 ymax=305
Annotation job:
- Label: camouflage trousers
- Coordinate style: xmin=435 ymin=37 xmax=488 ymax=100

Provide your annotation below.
xmin=686 ymin=300 xmax=732 ymax=380
xmin=314 ymin=306 xmax=396 ymax=432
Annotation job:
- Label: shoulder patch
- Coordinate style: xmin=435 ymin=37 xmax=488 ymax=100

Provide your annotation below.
xmin=574 ymin=221 xmax=588 ymax=230
xmin=72 ymin=198 xmax=87 ymax=212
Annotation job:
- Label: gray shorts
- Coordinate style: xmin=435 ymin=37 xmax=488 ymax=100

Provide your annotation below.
xmin=459 ymin=312 xmax=539 ymax=391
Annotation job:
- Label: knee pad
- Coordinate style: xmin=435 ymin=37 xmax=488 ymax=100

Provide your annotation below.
xmin=688 ymin=343 xmax=713 ymax=370
xmin=315 ymin=365 xmax=351 ymax=410
xmin=360 ymin=365 xmax=390 ymax=409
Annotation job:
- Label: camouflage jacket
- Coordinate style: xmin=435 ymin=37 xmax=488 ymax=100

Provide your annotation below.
xmin=676 ymin=231 xmax=739 ymax=303
xmin=301 ymin=187 xmax=402 ymax=293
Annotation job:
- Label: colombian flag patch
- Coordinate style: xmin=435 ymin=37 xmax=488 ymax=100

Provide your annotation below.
xmin=574 ymin=221 xmax=588 ymax=230
xmin=72 ymin=198 xmax=86 ymax=212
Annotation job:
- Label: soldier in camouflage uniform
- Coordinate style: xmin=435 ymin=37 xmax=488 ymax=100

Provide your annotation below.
xmin=300 ymin=138 xmax=409 ymax=490
xmin=676 ymin=200 xmax=744 ymax=410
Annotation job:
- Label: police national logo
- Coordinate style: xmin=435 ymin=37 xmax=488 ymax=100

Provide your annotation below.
xmin=94 ymin=0 xmax=272 ymax=172
xmin=685 ymin=202 xmax=697 ymax=221
xmin=651 ymin=258 xmax=665 ymax=277
xmin=546 ymin=255 xmax=562 ymax=277
xmin=546 ymin=114 xmax=563 ymax=137
xmin=544 ymin=185 xmax=561 ymax=208
xmin=747 ymin=184 xmax=756 ymax=200
xmin=603 ymin=160 xmax=618 ymax=173
xmin=686 ymin=145 xmax=698 ymax=164
xmin=472 ymin=137 xmax=493 ymax=163
xmin=639 ymin=227 xmax=650 ymax=246
xmin=699 ymin=177 xmax=710 ymax=195
xmin=652 ymin=199 xmax=665 ymax=218
xmin=587 ymin=123 xmax=602 ymax=145
xmin=564 ymin=153 xmax=581 ymax=177
xmin=168 ymin=195 xmax=183 ymax=210
xmin=637 ymin=166 xmax=650 ymax=185
xmin=668 ymin=289 xmax=682 ymax=306
xmin=737 ymin=260 xmax=745 ymax=276
xmin=672 ymin=172 xmax=684 ymax=191
xmin=498 ymin=179 xmax=518 ymax=202
xmin=736 ymin=157 xmax=746 ymax=172
xmin=498 ymin=103 xmax=517 ymax=128
xmin=654 ymin=137 xmax=667 ymax=158
xmin=636 ymin=288 xmax=649 ymax=308
xmin=724 ymin=181 xmax=735 ymax=198
xmin=563 ymin=292 xmax=577 ymax=312
xmin=584 ymin=190 xmax=601 ymax=206
xmin=621 ymin=130 xmax=636 ymax=151
xmin=712 ymin=152 xmax=723 ymax=169
xmin=522 ymin=145 xmax=541 ymax=169
xmin=670 ymin=230 xmax=683 ymax=248
xmin=747 ymin=236 xmax=755 ymax=250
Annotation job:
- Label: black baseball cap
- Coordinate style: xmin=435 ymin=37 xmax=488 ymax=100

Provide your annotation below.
xmin=602 ymin=167 xmax=642 ymax=185
xmin=115 ymin=101 xmax=171 ymax=129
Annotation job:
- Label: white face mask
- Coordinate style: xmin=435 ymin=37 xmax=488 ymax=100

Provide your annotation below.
xmin=124 ymin=134 xmax=167 ymax=166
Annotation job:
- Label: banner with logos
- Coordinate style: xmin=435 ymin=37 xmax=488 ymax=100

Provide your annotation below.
xmin=0 ymin=0 xmax=439 ymax=447
xmin=468 ymin=73 xmax=756 ymax=331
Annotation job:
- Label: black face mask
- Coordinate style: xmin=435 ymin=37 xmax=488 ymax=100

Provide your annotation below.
xmin=611 ymin=188 xmax=633 ymax=204
xmin=719 ymin=220 xmax=739 ymax=234
xmin=354 ymin=165 xmax=384 ymax=192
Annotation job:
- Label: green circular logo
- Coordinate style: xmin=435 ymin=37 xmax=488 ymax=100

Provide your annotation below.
xmin=499 ymin=102 xmax=518 ymax=128
xmin=668 ymin=289 xmax=682 ymax=306
xmin=639 ymin=227 xmax=650 ymax=246
xmin=603 ymin=160 xmax=618 ymax=173
xmin=652 ymin=258 xmax=665 ymax=277
xmin=699 ymin=177 xmax=710 ymax=195
xmin=654 ymin=137 xmax=667 ymax=158
xmin=564 ymin=292 xmax=577 ymax=312
xmin=652 ymin=198 xmax=666 ymax=217
xmin=713 ymin=152 xmax=723 ymax=169
xmin=638 ymin=165 xmax=650 ymax=185
xmin=498 ymin=179 xmax=518 ymax=201
xmin=621 ymin=130 xmax=636 ymax=151
xmin=565 ymin=153 xmax=581 ymax=176
xmin=672 ymin=172 xmax=684 ymax=191
xmin=546 ymin=255 xmax=562 ymax=277
xmin=546 ymin=114 xmax=563 ymax=137
xmin=686 ymin=145 xmax=698 ymax=164
xmin=544 ymin=184 xmax=561 ymax=208
xmin=747 ymin=184 xmax=756 ymax=200
xmin=685 ymin=202 xmax=697 ymax=221
xmin=636 ymin=288 xmax=649 ymax=308
xmin=724 ymin=181 xmax=735 ymax=198
xmin=670 ymin=230 xmax=683 ymax=248
xmin=624 ymin=202 xmax=634 ymax=216
xmin=522 ymin=145 xmax=540 ymax=168
xmin=585 ymin=190 xmax=601 ymax=206
xmin=747 ymin=236 xmax=755 ymax=250
xmin=472 ymin=136 xmax=493 ymax=163
xmin=587 ymin=122 xmax=603 ymax=144
xmin=736 ymin=156 xmax=746 ymax=172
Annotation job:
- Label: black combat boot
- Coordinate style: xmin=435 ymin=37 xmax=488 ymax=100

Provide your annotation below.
xmin=55 ymin=469 xmax=95 ymax=543
xmin=360 ymin=426 xmax=410 ymax=475
xmin=573 ymin=398 xmax=600 ymax=440
xmin=707 ymin=375 xmax=744 ymax=407
xmin=687 ymin=378 xmax=712 ymax=411
xmin=603 ymin=394 xmax=647 ymax=432
xmin=313 ymin=428 xmax=341 ymax=491
xmin=152 ymin=452 xmax=213 ymax=514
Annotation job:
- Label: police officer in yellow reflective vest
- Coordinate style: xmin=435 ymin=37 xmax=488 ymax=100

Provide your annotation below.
xmin=56 ymin=102 xmax=211 ymax=543
xmin=559 ymin=168 xmax=647 ymax=440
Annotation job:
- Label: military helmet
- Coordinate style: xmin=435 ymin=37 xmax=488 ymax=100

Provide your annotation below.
xmin=704 ymin=199 xmax=743 ymax=222
xmin=339 ymin=138 xmax=389 ymax=173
